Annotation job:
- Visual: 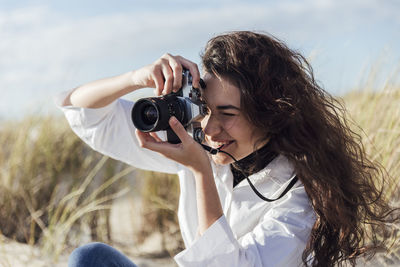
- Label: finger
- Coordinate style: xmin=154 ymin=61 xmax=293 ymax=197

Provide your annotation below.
xmin=170 ymin=60 xmax=183 ymax=92
xmin=151 ymin=71 xmax=164 ymax=96
xmin=136 ymin=130 xmax=172 ymax=150
xmin=176 ymin=56 xmax=201 ymax=88
xmin=161 ymin=53 xmax=182 ymax=93
xmin=136 ymin=130 xmax=181 ymax=159
xmin=149 ymin=132 xmax=163 ymax=142
xmin=161 ymin=63 xmax=174 ymax=95
xmin=135 ymin=130 xmax=158 ymax=147
xmin=169 ymin=116 xmax=192 ymax=144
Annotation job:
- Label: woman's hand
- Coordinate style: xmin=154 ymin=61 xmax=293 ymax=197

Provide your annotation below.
xmin=132 ymin=53 xmax=201 ymax=96
xmin=136 ymin=116 xmax=223 ymax=233
xmin=135 ymin=116 xmax=211 ymax=174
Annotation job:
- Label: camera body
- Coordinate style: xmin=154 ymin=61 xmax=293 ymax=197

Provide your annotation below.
xmin=131 ymin=70 xmax=207 ymax=144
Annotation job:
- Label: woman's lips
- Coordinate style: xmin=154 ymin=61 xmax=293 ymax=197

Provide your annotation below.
xmin=216 ymin=140 xmax=235 ymax=150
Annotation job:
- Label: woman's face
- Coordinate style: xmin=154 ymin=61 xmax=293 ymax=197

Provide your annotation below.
xmin=200 ymin=73 xmax=264 ymax=165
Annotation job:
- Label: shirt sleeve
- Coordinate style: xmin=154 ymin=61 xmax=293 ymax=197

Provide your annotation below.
xmin=174 ymin=186 xmax=315 ymax=267
xmin=55 ymin=90 xmax=180 ymax=174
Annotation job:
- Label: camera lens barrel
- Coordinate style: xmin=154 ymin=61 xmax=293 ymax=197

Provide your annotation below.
xmin=131 ymin=95 xmax=187 ymax=132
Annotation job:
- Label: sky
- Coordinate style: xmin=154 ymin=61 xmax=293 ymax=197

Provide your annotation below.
xmin=0 ymin=0 xmax=399 ymax=119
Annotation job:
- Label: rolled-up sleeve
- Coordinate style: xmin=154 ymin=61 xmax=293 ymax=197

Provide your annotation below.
xmin=55 ymin=90 xmax=179 ymax=174
xmin=175 ymin=186 xmax=315 ymax=267
xmin=175 ymin=216 xmax=254 ymax=266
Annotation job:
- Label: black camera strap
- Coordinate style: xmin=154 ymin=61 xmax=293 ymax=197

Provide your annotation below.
xmin=246 ymin=173 xmax=298 ymax=202
xmin=201 ymin=144 xmax=298 ymax=202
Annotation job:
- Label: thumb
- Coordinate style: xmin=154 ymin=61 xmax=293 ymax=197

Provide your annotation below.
xmin=169 ymin=116 xmax=191 ymax=144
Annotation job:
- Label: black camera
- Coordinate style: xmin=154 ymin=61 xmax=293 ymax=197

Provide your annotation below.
xmin=131 ymin=70 xmax=207 ymax=144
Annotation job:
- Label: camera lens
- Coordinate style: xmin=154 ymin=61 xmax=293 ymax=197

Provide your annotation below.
xmin=132 ymin=95 xmax=188 ymax=133
xmin=142 ymin=105 xmax=158 ymax=125
xmin=132 ymin=96 xmax=175 ymax=132
xmin=132 ymin=99 xmax=162 ymax=132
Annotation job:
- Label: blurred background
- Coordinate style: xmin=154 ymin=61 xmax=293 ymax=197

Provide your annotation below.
xmin=0 ymin=0 xmax=399 ymax=266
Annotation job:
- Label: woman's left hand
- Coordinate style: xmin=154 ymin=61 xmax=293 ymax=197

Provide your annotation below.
xmin=135 ymin=116 xmax=211 ymax=174
xmin=137 ymin=117 xmax=223 ymax=235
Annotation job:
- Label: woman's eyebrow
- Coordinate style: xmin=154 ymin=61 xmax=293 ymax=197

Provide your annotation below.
xmin=216 ymin=105 xmax=240 ymax=111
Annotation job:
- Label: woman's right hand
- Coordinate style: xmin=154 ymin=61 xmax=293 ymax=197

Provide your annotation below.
xmin=64 ymin=53 xmax=200 ymax=108
xmin=132 ymin=53 xmax=201 ymax=96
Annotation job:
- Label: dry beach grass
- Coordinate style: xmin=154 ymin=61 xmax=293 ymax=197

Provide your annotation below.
xmin=0 ymin=67 xmax=399 ymax=266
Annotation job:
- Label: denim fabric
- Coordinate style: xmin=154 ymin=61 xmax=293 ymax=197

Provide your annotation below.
xmin=68 ymin=242 xmax=138 ymax=267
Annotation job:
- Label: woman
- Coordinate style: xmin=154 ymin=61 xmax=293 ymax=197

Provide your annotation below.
xmin=58 ymin=31 xmax=397 ymax=266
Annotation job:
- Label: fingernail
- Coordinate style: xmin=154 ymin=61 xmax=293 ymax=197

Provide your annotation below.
xmin=170 ymin=116 xmax=177 ymax=125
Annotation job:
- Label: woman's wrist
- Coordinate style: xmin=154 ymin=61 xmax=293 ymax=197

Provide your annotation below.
xmin=189 ymin=159 xmax=213 ymax=178
xmin=129 ymin=67 xmax=154 ymax=91
xmin=192 ymin=166 xmax=223 ymax=234
xmin=121 ymin=70 xmax=143 ymax=93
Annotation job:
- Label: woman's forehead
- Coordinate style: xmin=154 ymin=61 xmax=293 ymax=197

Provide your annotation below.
xmin=201 ymin=74 xmax=241 ymax=107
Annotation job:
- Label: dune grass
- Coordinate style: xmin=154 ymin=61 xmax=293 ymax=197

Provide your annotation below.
xmin=136 ymin=170 xmax=183 ymax=256
xmin=0 ymin=116 xmax=134 ymax=261
xmin=0 ymin=68 xmax=398 ymax=264
xmin=342 ymin=83 xmax=400 ymax=264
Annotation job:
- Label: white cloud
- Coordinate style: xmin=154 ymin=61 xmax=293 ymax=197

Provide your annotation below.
xmin=0 ymin=0 xmax=398 ymax=118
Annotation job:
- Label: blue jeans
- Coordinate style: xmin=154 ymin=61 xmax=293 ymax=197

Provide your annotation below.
xmin=68 ymin=242 xmax=138 ymax=267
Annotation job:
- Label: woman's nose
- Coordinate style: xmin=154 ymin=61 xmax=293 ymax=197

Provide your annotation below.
xmin=202 ymin=115 xmax=222 ymax=137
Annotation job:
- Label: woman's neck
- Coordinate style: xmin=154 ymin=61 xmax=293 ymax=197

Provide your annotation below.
xmin=230 ymin=142 xmax=278 ymax=187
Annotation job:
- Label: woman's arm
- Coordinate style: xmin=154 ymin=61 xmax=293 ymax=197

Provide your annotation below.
xmin=63 ymin=71 xmax=139 ymax=108
xmin=62 ymin=53 xmax=201 ymax=108
xmin=192 ymin=168 xmax=224 ymax=234
xmin=136 ymin=116 xmax=223 ymax=234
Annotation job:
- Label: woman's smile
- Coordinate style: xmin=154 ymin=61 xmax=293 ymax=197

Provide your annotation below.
xmin=209 ymin=140 xmax=235 ymax=150
xmin=200 ymin=73 xmax=264 ymax=165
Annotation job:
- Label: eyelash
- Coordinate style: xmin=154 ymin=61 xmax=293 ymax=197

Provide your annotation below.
xmin=204 ymin=109 xmax=236 ymax=117
xmin=222 ymin=113 xmax=236 ymax=117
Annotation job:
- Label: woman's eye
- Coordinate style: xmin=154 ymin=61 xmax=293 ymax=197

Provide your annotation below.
xmin=222 ymin=113 xmax=236 ymax=117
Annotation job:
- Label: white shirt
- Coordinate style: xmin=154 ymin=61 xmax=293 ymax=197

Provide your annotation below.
xmin=56 ymin=92 xmax=316 ymax=267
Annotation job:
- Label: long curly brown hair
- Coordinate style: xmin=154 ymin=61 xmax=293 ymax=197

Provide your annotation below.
xmin=201 ymin=31 xmax=399 ymax=266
